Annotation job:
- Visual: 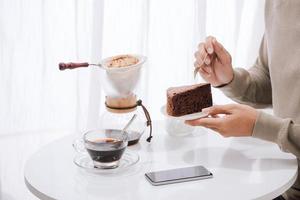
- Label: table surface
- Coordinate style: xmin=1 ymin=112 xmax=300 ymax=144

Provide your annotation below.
xmin=0 ymin=130 xmax=72 ymax=200
xmin=24 ymin=121 xmax=298 ymax=200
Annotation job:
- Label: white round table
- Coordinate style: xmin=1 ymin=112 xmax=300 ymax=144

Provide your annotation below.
xmin=24 ymin=121 xmax=298 ymax=200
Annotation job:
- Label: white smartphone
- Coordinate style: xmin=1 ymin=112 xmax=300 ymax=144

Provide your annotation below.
xmin=145 ymin=165 xmax=213 ymax=186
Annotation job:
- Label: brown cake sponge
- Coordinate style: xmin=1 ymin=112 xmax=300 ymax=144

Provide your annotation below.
xmin=166 ymin=83 xmax=212 ymax=116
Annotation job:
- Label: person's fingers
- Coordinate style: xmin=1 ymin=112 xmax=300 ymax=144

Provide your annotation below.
xmin=212 ymin=38 xmax=231 ymax=64
xmin=197 ymin=53 xmax=212 ymax=73
xmin=194 ymin=51 xmax=206 ymax=65
xmin=202 ymin=104 xmax=235 ymax=115
xmin=203 ymin=54 xmax=211 ymax=65
xmin=194 ymin=61 xmax=199 ymax=68
xmin=210 ymin=127 xmax=221 ymax=133
xmin=195 ymin=53 xmax=213 ymax=69
xmin=186 ymin=117 xmax=231 ymax=137
xmin=194 ymin=60 xmax=211 ymax=77
xmin=197 ymin=42 xmax=205 ymax=51
xmin=211 ymin=114 xmax=220 ymax=118
xmin=185 ymin=117 xmax=223 ymax=128
xmin=199 ymin=67 xmax=211 ymax=77
xmin=194 ymin=51 xmax=201 ymax=62
xmin=197 ymin=43 xmax=210 ymax=65
xmin=205 ymin=36 xmax=215 ymax=55
xmin=206 ymin=127 xmax=229 ymax=138
xmin=200 ymin=49 xmax=214 ymax=66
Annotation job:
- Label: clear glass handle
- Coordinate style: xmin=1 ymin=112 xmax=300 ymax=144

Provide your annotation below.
xmin=72 ymin=139 xmax=86 ymax=153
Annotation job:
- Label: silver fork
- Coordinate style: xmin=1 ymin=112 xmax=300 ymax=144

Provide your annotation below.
xmin=194 ymin=53 xmax=209 ymax=78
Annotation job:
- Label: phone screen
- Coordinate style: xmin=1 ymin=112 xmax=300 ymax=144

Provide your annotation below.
xmin=145 ymin=165 xmax=212 ymax=184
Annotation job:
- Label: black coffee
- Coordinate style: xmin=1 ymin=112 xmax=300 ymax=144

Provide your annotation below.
xmin=102 ymin=129 xmax=141 ymax=146
xmin=86 ymin=138 xmax=126 ymax=163
xmin=128 ymin=131 xmax=141 ymax=145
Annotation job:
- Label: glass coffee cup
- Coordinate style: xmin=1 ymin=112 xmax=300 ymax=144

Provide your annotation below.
xmin=73 ymin=129 xmax=128 ymax=169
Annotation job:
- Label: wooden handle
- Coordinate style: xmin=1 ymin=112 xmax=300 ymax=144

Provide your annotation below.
xmin=59 ymin=62 xmax=89 ymax=70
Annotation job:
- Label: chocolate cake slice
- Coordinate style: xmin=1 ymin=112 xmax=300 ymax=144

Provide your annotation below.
xmin=166 ymin=83 xmax=212 ymax=116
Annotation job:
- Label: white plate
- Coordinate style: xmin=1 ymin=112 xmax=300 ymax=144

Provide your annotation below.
xmin=160 ymin=105 xmax=209 ymax=121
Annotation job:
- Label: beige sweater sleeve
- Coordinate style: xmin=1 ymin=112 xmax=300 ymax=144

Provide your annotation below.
xmin=219 ymin=36 xmax=300 ymax=157
xmin=220 ymin=36 xmax=272 ymax=105
xmin=253 ymin=111 xmax=300 ymax=158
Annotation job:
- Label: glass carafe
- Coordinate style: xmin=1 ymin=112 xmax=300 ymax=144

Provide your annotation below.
xmin=98 ymin=107 xmax=148 ymax=146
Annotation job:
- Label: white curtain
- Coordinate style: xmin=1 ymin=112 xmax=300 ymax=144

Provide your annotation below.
xmin=0 ymin=0 xmax=104 ymax=135
xmin=0 ymin=0 xmax=265 ymax=136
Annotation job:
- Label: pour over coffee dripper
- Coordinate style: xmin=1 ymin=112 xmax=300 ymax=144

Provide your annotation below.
xmin=59 ymin=54 xmax=146 ymax=97
xmin=98 ymin=55 xmax=152 ymax=145
xmin=59 ymin=54 xmax=153 ymax=145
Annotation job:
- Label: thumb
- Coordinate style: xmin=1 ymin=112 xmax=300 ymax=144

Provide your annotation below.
xmin=212 ymin=38 xmax=231 ymax=65
xmin=203 ymin=105 xmax=234 ymax=116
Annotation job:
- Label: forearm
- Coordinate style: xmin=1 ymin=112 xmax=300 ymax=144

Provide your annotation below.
xmin=218 ymin=34 xmax=272 ymax=105
xmin=219 ymin=68 xmax=272 ymax=105
xmin=253 ymin=111 xmax=300 ymax=158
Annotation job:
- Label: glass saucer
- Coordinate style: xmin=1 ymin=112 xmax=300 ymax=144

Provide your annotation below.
xmin=73 ymin=151 xmax=140 ymax=174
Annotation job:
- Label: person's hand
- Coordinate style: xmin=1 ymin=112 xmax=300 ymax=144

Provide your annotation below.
xmin=185 ymin=104 xmax=258 ymax=137
xmin=194 ymin=36 xmax=234 ymax=87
